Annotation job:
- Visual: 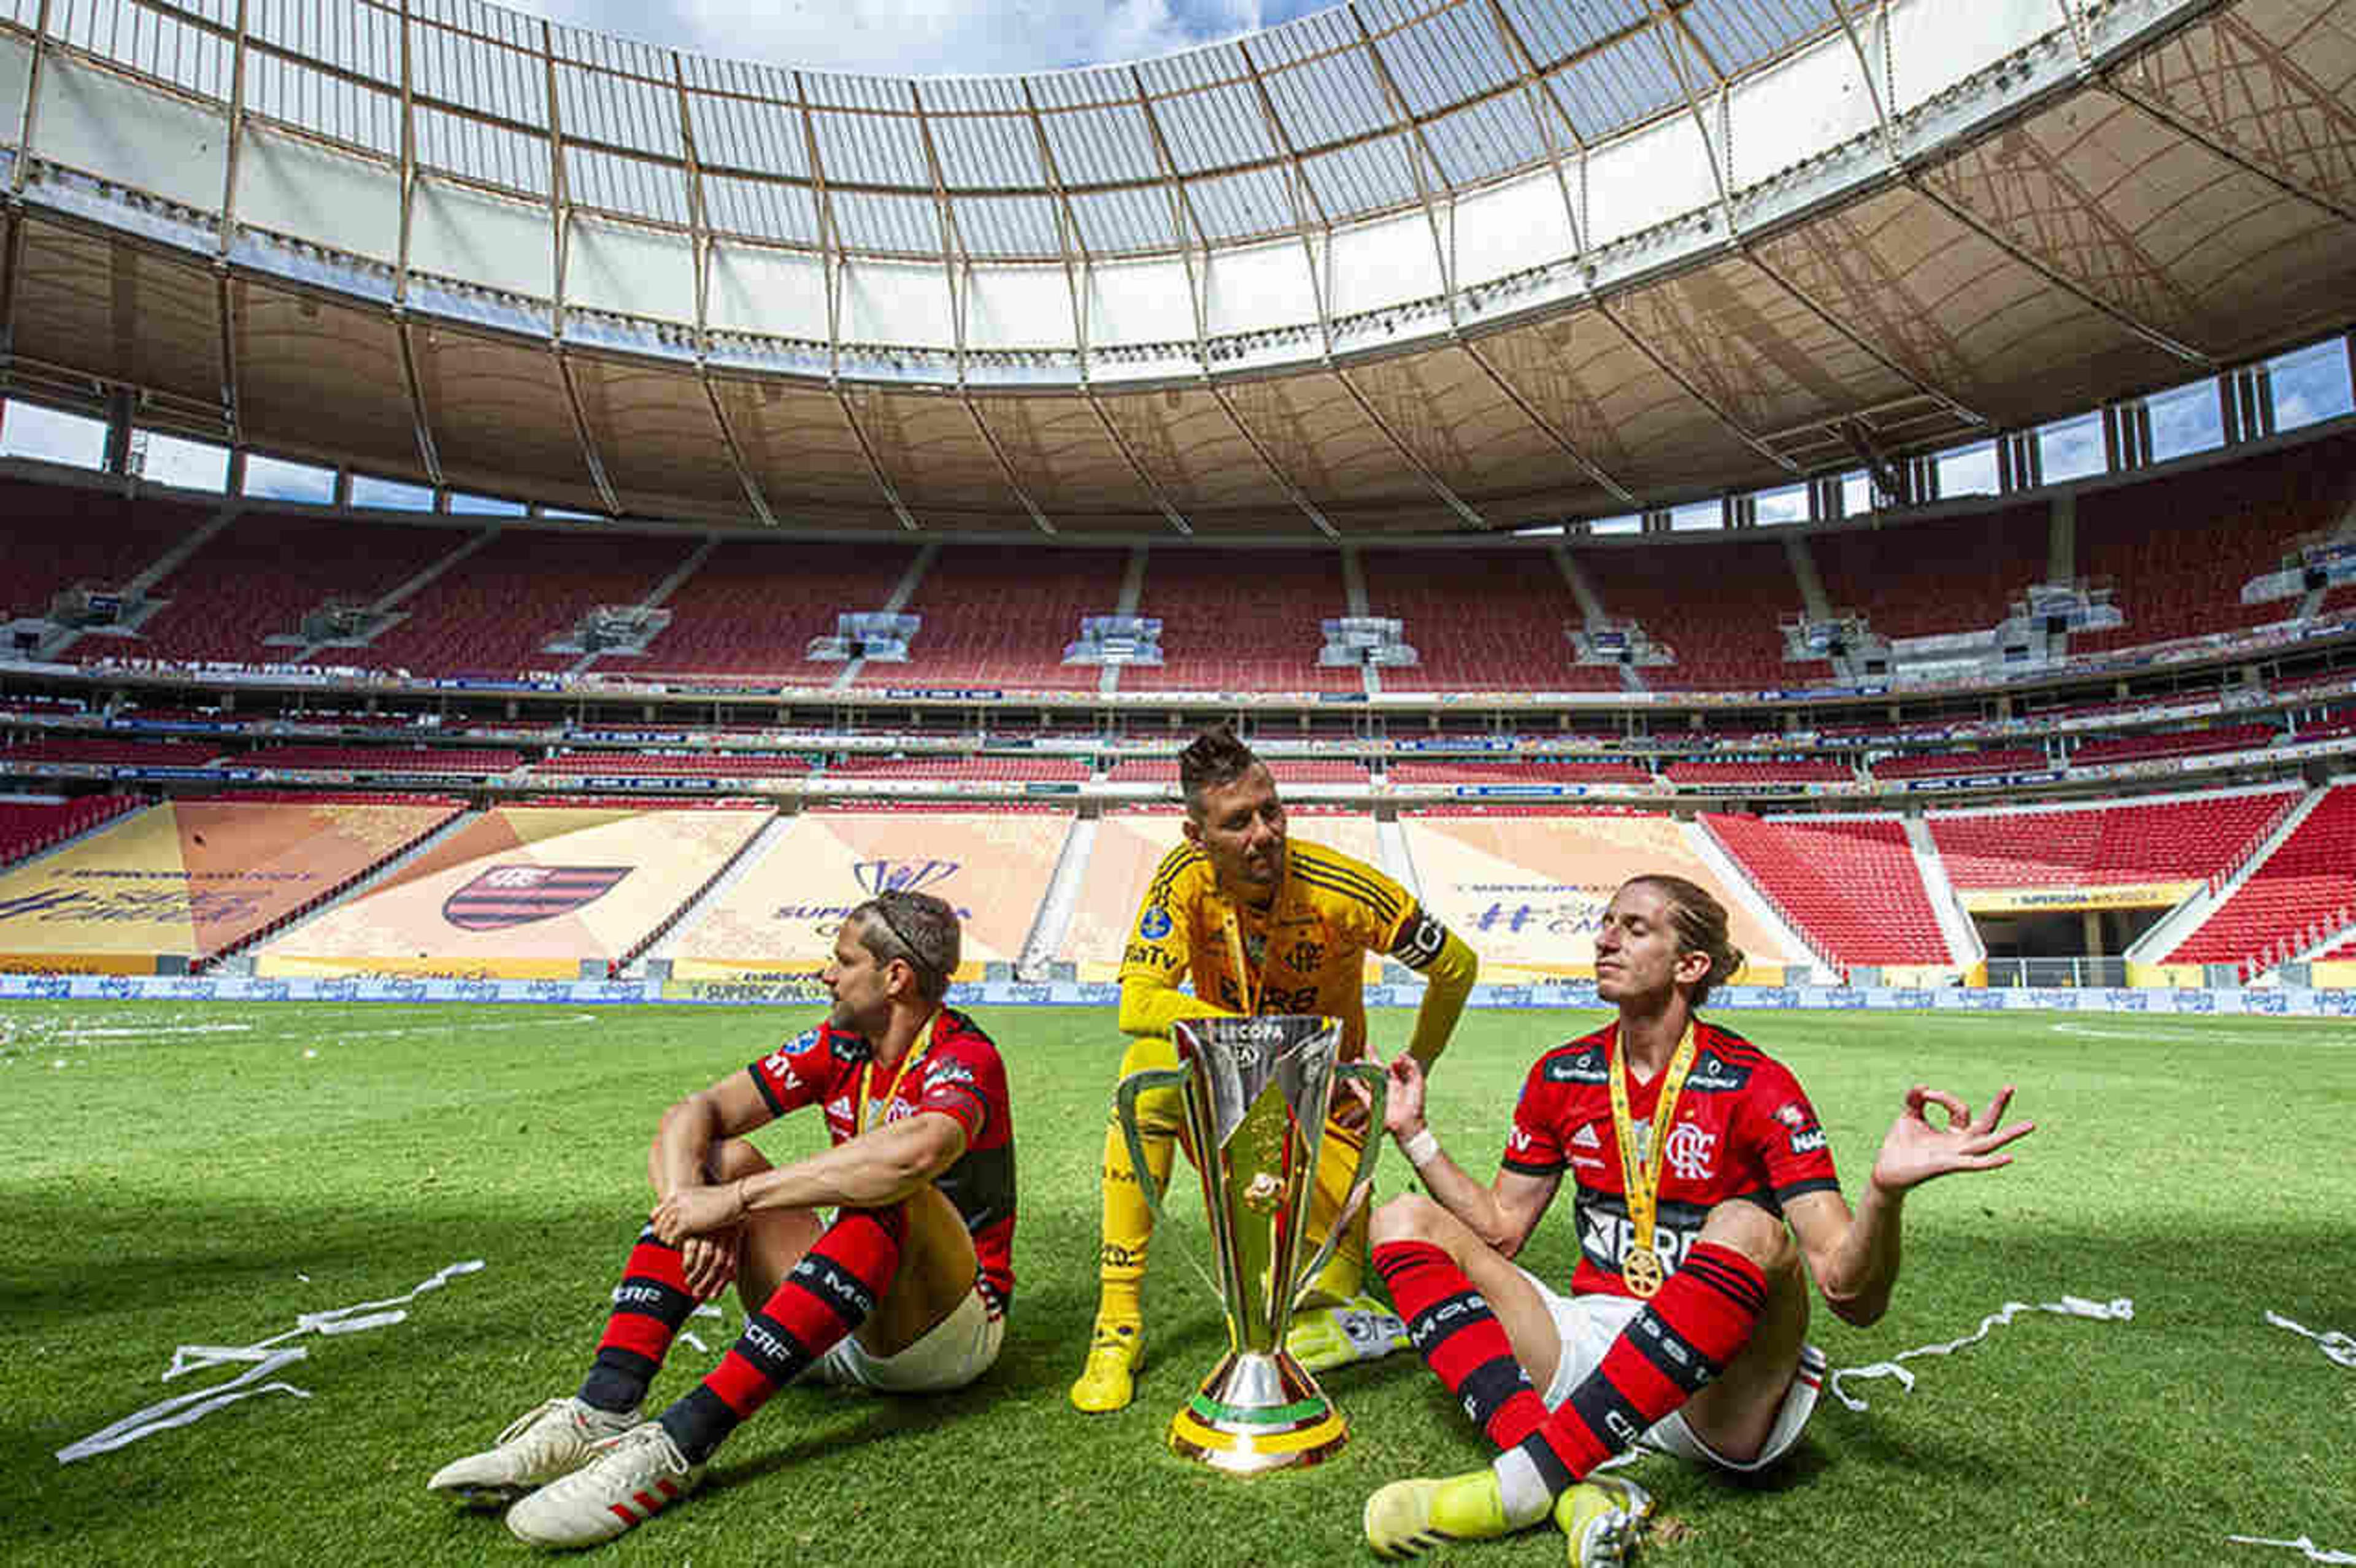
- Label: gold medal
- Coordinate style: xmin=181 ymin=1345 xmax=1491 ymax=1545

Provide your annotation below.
xmin=1606 ymin=1021 xmax=1700 ymax=1301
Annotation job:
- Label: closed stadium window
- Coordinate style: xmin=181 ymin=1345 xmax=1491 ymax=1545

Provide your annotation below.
xmin=130 ymin=431 xmax=228 ymax=491
xmin=1754 ymin=483 xmax=1808 ymax=525
xmin=450 ymin=491 xmax=527 ymax=517
xmin=2269 ymin=338 xmax=2355 ymax=432
xmin=1588 ymin=513 xmax=1641 ymax=536
xmin=2036 ymin=412 xmax=2104 ymax=485
xmin=0 ymin=399 xmax=107 ymax=469
xmin=1669 ymin=499 xmax=1722 ymax=532
xmin=2146 ymin=375 xmax=2223 ymax=462
xmin=350 ymin=474 xmax=435 ymax=512
xmin=244 ymin=453 xmax=336 ymax=504
xmin=1839 ymin=469 xmax=1876 ymax=516
xmin=1934 ymin=439 xmax=1997 ymax=498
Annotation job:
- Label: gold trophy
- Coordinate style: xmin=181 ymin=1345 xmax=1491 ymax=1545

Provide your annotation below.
xmin=1115 ymin=1014 xmax=1385 ymax=1474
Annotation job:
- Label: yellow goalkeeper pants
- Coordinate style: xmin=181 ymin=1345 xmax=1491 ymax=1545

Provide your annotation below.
xmin=1093 ymin=1032 xmax=1370 ymax=1328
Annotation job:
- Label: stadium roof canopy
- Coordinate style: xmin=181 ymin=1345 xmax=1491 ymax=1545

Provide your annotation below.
xmin=0 ymin=0 xmax=2350 ymax=533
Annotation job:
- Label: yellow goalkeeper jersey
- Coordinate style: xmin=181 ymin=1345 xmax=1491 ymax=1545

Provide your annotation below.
xmin=1118 ymin=836 xmax=1448 ymax=1060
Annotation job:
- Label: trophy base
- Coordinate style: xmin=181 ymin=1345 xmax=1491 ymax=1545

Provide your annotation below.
xmin=1166 ymin=1350 xmax=1348 ymax=1475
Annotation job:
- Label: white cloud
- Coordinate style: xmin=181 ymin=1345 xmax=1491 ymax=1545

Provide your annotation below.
xmin=527 ymin=0 xmax=1278 ymax=75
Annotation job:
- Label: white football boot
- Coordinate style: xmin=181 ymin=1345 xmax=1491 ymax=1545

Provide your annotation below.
xmin=504 ymin=1421 xmax=706 ymax=1549
xmin=426 ymin=1396 xmax=637 ymax=1504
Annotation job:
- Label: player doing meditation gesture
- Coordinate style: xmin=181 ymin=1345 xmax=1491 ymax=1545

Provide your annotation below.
xmin=1361 ymin=874 xmax=2033 ymax=1564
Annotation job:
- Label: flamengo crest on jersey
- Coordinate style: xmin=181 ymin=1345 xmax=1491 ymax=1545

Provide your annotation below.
xmin=1507 ymin=1020 xmax=1840 ymax=1300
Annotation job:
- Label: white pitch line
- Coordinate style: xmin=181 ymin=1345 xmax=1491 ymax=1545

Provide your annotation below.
xmin=2048 ymin=1021 xmax=2331 ymax=1047
xmin=37 ymin=1022 xmax=257 ymax=1040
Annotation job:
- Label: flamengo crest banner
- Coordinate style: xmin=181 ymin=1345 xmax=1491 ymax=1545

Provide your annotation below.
xmin=441 ymin=865 xmax=633 ymax=930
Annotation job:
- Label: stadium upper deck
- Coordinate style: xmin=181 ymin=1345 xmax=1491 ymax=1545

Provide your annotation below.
xmin=0 ymin=0 xmax=2349 ymax=532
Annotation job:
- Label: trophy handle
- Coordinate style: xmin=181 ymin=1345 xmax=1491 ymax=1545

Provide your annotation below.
xmin=1287 ymin=1059 xmax=1389 ymax=1312
xmin=1112 ymin=1064 xmax=1231 ymax=1305
xmin=1114 ymin=1066 xmax=1194 ymax=1228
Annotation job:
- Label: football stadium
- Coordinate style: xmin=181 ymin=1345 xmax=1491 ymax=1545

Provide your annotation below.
xmin=2 ymin=0 xmax=2352 ymax=1558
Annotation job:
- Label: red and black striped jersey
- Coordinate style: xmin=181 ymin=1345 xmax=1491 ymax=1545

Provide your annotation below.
xmin=746 ymin=1007 xmax=1016 ymax=1315
xmin=1504 ymin=1018 xmax=1839 ymax=1301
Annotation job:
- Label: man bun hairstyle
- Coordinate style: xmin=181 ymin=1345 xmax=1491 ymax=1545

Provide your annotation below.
xmin=853 ymin=889 xmax=961 ymax=1004
xmin=1177 ymin=724 xmax=1262 ymax=814
xmin=1630 ymin=874 xmax=1745 ymax=1008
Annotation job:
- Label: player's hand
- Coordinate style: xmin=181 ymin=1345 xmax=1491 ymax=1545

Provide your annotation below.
xmin=1871 ymin=1083 xmax=2035 ymax=1194
xmin=1380 ymin=1051 xmax=1428 ymax=1140
xmin=1330 ymin=1074 xmax=1371 ymax=1132
xmin=679 ymin=1229 xmax=742 ymax=1302
xmin=650 ymin=1181 xmax=742 ymax=1245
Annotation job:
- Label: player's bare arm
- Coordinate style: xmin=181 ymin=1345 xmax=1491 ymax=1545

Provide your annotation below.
xmin=1785 ymin=1082 xmax=2036 ymax=1327
xmin=1374 ymin=1052 xmax=1557 ymax=1259
xmin=650 ymin=1107 xmax=970 ymax=1249
xmin=644 ymin=1069 xmax=777 ymax=1299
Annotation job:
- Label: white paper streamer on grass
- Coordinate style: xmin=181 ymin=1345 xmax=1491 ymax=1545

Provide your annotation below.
xmin=2227 ymin=1535 xmax=2356 ymax=1564
xmin=56 ymin=1351 xmax=313 ymax=1464
xmin=1828 ymin=1295 xmax=2133 ymax=1412
xmin=58 ymin=1259 xmax=485 ymax=1464
xmin=2264 ymin=1312 xmax=2356 ymax=1369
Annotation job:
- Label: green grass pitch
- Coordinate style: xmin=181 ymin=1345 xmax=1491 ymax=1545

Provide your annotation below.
xmin=5 ymin=1001 xmax=2353 ymax=1566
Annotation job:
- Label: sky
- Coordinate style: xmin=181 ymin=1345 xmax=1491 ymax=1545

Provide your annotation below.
xmin=524 ymin=0 xmax=1333 ymax=77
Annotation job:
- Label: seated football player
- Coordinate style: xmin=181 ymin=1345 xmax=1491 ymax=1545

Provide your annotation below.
xmin=1071 ymin=724 xmax=1478 ymax=1414
xmin=1359 ymin=874 xmax=2034 ymax=1564
xmin=427 ymin=890 xmax=1015 ymax=1550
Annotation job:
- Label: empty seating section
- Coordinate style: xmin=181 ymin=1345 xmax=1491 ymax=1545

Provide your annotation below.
xmin=0 ymin=482 xmax=212 ymax=623
xmin=1388 ymin=759 xmax=1653 ymax=785
xmin=329 ymin=530 xmax=698 ymax=677
xmin=1664 ymin=759 xmax=1853 ymax=785
xmin=534 ymin=751 xmax=811 ymax=777
xmin=1871 ymin=748 xmax=2047 ymax=780
xmin=2070 ymin=434 xmax=2356 ymax=651
xmin=1122 ymin=551 xmax=1361 ymax=693
xmin=1579 ymin=539 xmax=1821 ymax=690
xmin=1260 ymin=759 xmax=1371 ymax=784
xmin=1704 ymin=813 xmax=1950 ymax=964
xmin=1811 ymin=506 xmax=2048 ymax=638
xmin=857 ymin=546 xmax=1126 ymax=691
xmin=2170 ymin=786 xmax=2356 ymax=967
xmin=2069 ymin=724 xmax=2274 ymax=766
xmin=0 ymin=737 xmax=225 ymax=766
xmin=0 ymin=794 xmax=142 ymax=864
xmin=633 ymin=539 xmax=915 ymax=676
xmin=231 ymin=745 xmax=523 ymax=772
xmin=1104 ymin=757 xmax=1175 ymax=785
xmin=133 ymin=513 xmax=466 ymax=664
xmin=2295 ymin=711 xmax=2356 ymax=742
xmin=820 ymin=755 xmax=1091 ymax=781
xmin=1358 ymin=550 xmax=1620 ymax=692
xmin=1928 ymin=790 xmax=2293 ymax=888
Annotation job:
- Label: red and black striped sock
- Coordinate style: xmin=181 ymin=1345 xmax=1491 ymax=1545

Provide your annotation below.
xmin=1373 ymin=1239 xmax=1549 ymax=1450
xmin=659 ymin=1205 xmax=908 ymax=1462
xmin=579 ymin=1224 xmax=699 ymax=1415
xmin=1511 ymin=1241 xmax=1768 ymax=1493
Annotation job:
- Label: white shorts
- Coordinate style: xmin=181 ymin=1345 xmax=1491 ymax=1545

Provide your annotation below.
xmin=1523 ymin=1267 xmax=1824 ymax=1473
xmin=805 ymin=1283 xmax=1004 ymax=1394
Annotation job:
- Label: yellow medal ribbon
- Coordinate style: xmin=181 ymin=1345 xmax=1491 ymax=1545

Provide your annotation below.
xmin=1217 ymin=883 xmax=1280 ymax=1017
xmin=857 ymin=1009 xmax=944 ymax=1135
xmin=1606 ymin=1020 xmax=1700 ymax=1300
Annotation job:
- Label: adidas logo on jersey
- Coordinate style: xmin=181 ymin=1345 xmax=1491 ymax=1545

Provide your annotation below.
xmin=1570 ymin=1123 xmax=1603 ymax=1150
xmin=826 ymin=1095 xmax=853 ymax=1122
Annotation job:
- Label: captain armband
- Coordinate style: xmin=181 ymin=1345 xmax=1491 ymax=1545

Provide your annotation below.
xmin=1388 ymin=907 xmax=1453 ymax=972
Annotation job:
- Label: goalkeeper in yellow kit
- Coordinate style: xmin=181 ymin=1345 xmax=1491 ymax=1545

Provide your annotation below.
xmin=1070 ymin=726 xmax=1479 ymax=1413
